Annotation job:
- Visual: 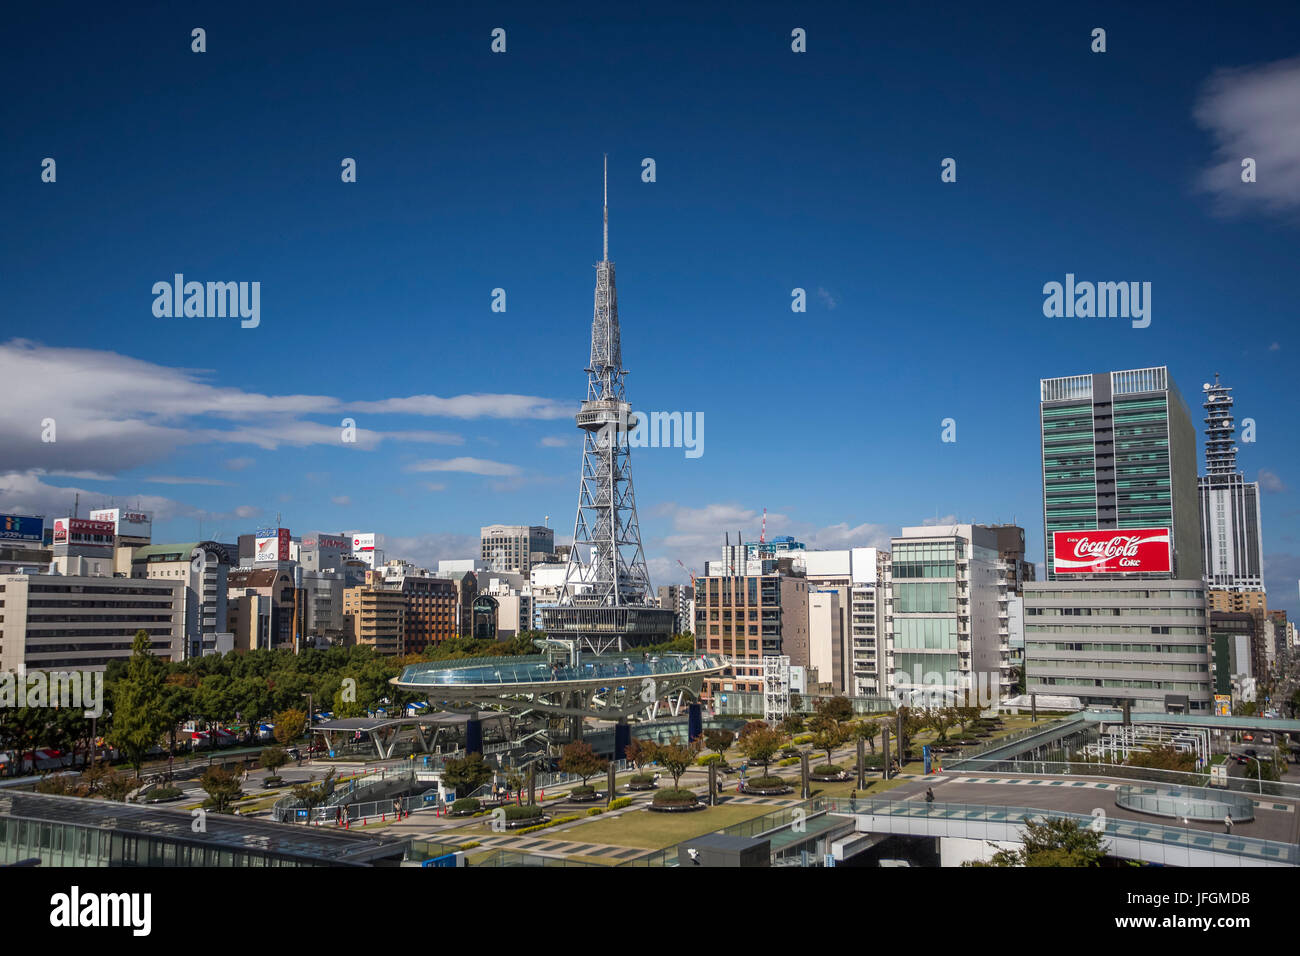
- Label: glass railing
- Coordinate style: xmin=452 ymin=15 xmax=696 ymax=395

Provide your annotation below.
xmin=822 ymin=795 xmax=1298 ymax=865
xmin=397 ymin=654 xmax=725 ymax=687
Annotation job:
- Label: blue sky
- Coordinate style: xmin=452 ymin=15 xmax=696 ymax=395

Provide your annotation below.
xmin=2 ymin=2 xmax=1298 ymax=614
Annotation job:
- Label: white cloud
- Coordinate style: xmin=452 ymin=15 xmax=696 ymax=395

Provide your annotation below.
xmin=815 ymin=286 xmax=839 ymax=310
xmin=1258 ymin=468 xmax=1288 ymax=493
xmin=1269 ymin=342 xmax=1281 ymax=351
xmin=1194 ymin=55 xmax=1300 ymax=216
xmin=381 ymin=532 xmax=481 ymax=569
xmin=0 ymin=470 xmax=251 ymax=524
xmin=331 ymin=495 xmax=352 ymax=506
xmin=539 ymin=436 xmax=569 ymax=448
xmin=406 ymin=457 xmax=522 ymax=477
xmin=0 ymin=340 xmax=568 ymax=472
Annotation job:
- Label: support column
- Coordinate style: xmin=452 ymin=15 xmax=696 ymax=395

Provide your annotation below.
xmin=527 ymin=763 xmax=536 ymax=806
xmin=708 ymin=762 xmax=718 ymax=806
xmin=799 ymin=752 xmax=810 ymax=799
xmin=1031 ymin=693 xmax=1038 ymax=723
xmin=465 ymin=718 xmax=483 ymax=756
xmin=856 ymin=737 xmax=865 ymax=790
xmin=882 ymin=727 xmax=891 ymax=779
xmin=614 ymin=721 xmax=631 ymax=762
xmin=688 ymin=702 xmax=703 ymax=742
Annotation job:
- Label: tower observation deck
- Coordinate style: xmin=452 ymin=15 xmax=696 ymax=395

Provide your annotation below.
xmin=542 ymin=158 xmax=675 ymax=654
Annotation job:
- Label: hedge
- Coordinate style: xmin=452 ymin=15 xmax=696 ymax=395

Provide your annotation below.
xmin=587 ymin=807 xmax=604 ymax=816
xmin=746 ymin=775 xmax=786 ymax=789
xmin=630 ymin=773 xmax=655 ymax=784
xmin=696 ymin=754 xmax=723 ymax=766
xmin=608 ymin=797 xmax=634 ymax=810
xmin=777 ymin=757 xmax=800 ymax=767
xmin=571 ymin=785 xmax=596 ymax=796
xmin=652 ymin=788 xmax=699 ymax=806
xmin=504 ymin=804 xmax=545 ymax=821
xmin=452 ymin=797 xmax=481 ymax=814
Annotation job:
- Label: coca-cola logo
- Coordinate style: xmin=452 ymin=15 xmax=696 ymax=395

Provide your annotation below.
xmin=1072 ymin=535 xmax=1142 ymax=559
xmin=1053 ymin=528 xmax=1170 ymax=573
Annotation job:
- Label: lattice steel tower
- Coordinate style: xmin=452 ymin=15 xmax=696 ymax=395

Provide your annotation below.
xmin=544 ymin=158 xmax=674 ymax=654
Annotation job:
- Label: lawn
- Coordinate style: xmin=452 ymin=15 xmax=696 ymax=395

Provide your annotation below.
xmin=554 ymin=802 xmax=773 ymax=850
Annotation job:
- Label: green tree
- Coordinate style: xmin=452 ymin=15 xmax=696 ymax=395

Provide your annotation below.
xmin=260 ymin=746 xmax=289 ymax=778
xmin=106 ymin=631 xmax=171 ymax=777
xmin=778 ymin=714 xmax=805 ymax=734
xmin=558 ymin=741 xmax=608 ymax=787
xmin=441 ymin=752 xmax=493 ymax=797
xmin=815 ymin=695 xmax=854 ymax=723
xmin=811 ymin=723 xmax=850 ymax=766
xmin=158 ymin=682 xmax=195 ymax=763
xmin=290 ymin=768 xmax=336 ymax=811
xmin=1126 ymin=745 xmax=1196 ymax=773
xmin=652 ymin=739 xmax=697 ymax=789
xmin=954 ymin=705 xmax=983 ymax=734
xmin=854 ymin=719 xmax=880 ymax=754
xmin=624 ymin=737 xmax=652 ymax=771
xmin=966 ymin=816 xmax=1107 ymax=867
xmin=702 ymin=729 xmax=735 ymax=765
xmin=919 ymin=706 xmax=958 ymax=743
xmin=199 ymin=766 xmax=243 ymax=814
xmin=736 ymin=727 xmax=784 ymax=776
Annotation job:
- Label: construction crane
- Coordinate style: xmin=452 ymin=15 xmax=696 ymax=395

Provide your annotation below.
xmin=676 ymin=559 xmax=699 ymax=586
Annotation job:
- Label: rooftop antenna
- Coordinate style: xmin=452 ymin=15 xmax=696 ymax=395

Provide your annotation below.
xmin=603 ymin=153 xmax=609 ymax=261
xmin=761 ymin=507 xmax=767 ymax=545
xmin=74 ymin=492 xmax=79 ymax=519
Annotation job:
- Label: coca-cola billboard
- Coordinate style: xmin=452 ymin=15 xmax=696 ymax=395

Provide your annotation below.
xmin=1052 ymin=528 xmax=1171 ymax=574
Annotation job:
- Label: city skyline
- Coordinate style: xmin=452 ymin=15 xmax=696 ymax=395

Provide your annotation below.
xmin=3 ymin=4 xmax=1298 ymax=618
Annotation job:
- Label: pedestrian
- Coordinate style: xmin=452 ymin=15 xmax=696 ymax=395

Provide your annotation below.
xmin=1224 ymin=814 xmax=1233 ymax=834
xmin=925 ymin=787 xmax=935 ymax=803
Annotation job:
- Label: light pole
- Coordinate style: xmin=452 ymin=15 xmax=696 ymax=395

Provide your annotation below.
xmin=300 ymin=692 xmax=313 ymax=760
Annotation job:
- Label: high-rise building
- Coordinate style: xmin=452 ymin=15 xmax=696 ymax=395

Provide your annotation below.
xmin=342 ymin=586 xmax=406 ymax=656
xmin=299 ymin=568 xmax=347 ymax=647
xmin=1198 ymin=375 xmax=1264 ymax=593
xmin=393 ymin=574 xmax=459 ymax=654
xmin=657 ymin=584 xmax=693 ymax=634
xmin=887 ymin=525 xmax=1001 ymax=704
xmin=1027 ymin=366 xmax=1211 ymax=713
xmin=542 ymin=159 xmax=674 ymax=652
xmin=1207 ymin=589 xmax=1267 ymax=614
xmin=131 ymin=541 xmax=235 ymax=659
xmin=694 ymin=562 xmax=811 ymax=699
xmin=226 ymin=568 xmax=299 ymax=652
xmin=480 ymin=525 xmax=554 ymax=575
xmin=0 ymin=573 xmax=184 ymax=672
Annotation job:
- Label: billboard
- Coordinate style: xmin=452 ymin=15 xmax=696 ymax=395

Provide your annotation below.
xmin=255 ymin=528 xmax=291 ymax=562
xmin=0 ymin=514 xmax=44 ymax=542
xmin=1213 ymin=694 xmax=1232 ymax=717
xmin=351 ymin=533 xmax=375 ymax=553
xmin=52 ymin=518 xmax=115 ymax=545
xmin=1051 ymin=528 xmax=1171 ymax=574
xmin=304 ymin=534 xmax=349 ymax=551
xmin=88 ymin=508 xmax=153 ymax=539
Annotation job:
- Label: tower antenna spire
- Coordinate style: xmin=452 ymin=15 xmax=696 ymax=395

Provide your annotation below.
xmin=602 ymin=154 xmax=608 ymax=261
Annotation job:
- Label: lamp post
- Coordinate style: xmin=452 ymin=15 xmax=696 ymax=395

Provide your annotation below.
xmin=300 ymin=692 xmax=313 ymax=759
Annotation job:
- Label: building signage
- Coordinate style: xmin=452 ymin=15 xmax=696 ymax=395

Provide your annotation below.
xmin=352 ymin=533 xmax=375 ymax=553
xmin=52 ymin=518 xmax=116 ymax=544
xmin=1213 ymin=694 xmax=1232 ymax=717
xmin=88 ymin=508 xmax=152 ymax=538
xmin=1051 ymin=528 xmax=1171 ymax=574
xmin=255 ymin=528 xmax=291 ymax=562
xmin=0 ymin=514 xmax=44 ymax=542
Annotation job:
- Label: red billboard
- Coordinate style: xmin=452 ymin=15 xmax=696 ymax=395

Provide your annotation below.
xmin=1052 ymin=528 xmax=1171 ymax=574
xmin=52 ymin=518 xmax=115 ymax=543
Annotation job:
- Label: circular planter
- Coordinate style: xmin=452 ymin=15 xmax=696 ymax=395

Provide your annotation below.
xmin=809 ymin=772 xmax=850 ymax=782
xmin=648 ymin=800 xmax=705 ymax=813
xmin=567 ymin=790 xmax=606 ymax=803
xmin=742 ymin=782 xmax=794 ymax=796
xmin=626 ymin=782 xmax=657 ymax=791
xmin=504 ymin=814 xmax=551 ymax=830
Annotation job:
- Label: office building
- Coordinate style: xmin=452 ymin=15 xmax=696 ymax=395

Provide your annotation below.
xmin=299 ymin=568 xmax=347 ymax=647
xmin=131 ymin=541 xmax=235 ymax=659
xmin=227 ymin=568 xmax=299 ymax=652
xmin=694 ymin=560 xmax=811 ymax=698
xmin=50 ymin=518 xmax=115 ymax=578
xmin=657 ymin=584 xmax=693 ymax=635
xmin=296 ymin=532 xmax=352 ymax=573
xmin=0 ymin=573 xmax=184 ymax=673
xmin=480 ymin=525 xmax=554 ymax=575
xmin=1207 ymin=589 xmax=1267 ymax=615
xmin=1027 ymin=366 xmax=1211 ymax=713
xmin=887 ymin=525 xmax=1001 ymax=704
xmin=1198 ymin=375 xmax=1264 ymax=593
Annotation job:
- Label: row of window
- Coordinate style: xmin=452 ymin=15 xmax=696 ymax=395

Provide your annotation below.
xmin=1027 ymin=641 xmax=1208 ymax=654
xmin=1026 ymin=624 xmax=1206 ymax=635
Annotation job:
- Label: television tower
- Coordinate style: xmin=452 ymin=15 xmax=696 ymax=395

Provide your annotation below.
xmin=546 ymin=157 xmax=673 ymax=654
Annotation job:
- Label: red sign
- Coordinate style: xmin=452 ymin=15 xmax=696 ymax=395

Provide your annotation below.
xmin=1052 ymin=528 xmax=1171 ymax=574
xmin=53 ymin=518 xmax=115 ymax=543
